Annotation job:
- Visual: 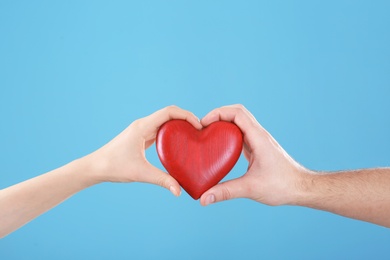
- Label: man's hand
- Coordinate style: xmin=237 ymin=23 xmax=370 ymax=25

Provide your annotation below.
xmin=199 ymin=104 xmax=306 ymax=206
xmin=200 ymin=104 xmax=390 ymax=228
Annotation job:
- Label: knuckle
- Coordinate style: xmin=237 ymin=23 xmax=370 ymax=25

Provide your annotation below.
xmin=234 ymin=104 xmax=246 ymax=110
xmin=233 ymin=106 xmax=245 ymax=116
xmin=165 ymin=105 xmax=178 ymax=111
xmin=220 ymin=185 xmax=232 ymax=201
xmin=155 ymin=175 xmax=167 ymax=188
xmin=188 ymin=111 xmax=197 ymax=118
xmin=213 ymin=108 xmax=221 ymax=115
xmin=131 ymin=119 xmax=143 ymax=129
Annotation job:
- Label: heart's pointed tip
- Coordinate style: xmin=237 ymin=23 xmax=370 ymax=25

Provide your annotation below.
xmin=190 ymin=195 xmax=201 ymax=200
xmin=187 ymin=191 xmax=202 ymax=200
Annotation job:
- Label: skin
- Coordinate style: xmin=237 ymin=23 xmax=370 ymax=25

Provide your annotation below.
xmin=1 ymin=104 xmax=388 ymax=238
xmin=0 ymin=106 xmax=202 ymax=238
xmin=199 ymin=104 xmax=390 ymax=228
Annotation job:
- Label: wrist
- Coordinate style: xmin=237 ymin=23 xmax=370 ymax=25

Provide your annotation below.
xmin=287 ymin=166 xmax=317 ymax=207
xmin=71 ymin=154 xmax=107 ymax=186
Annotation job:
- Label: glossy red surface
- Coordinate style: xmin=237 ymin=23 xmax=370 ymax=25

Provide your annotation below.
xmin=156 ymin=119 xmax=243 ymax=200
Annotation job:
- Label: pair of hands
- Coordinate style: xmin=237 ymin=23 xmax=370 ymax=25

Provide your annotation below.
xmin=86 ymin=105 xmax=305 ymax=207
xmin=2 ymin=103 xmax=387 ymax=237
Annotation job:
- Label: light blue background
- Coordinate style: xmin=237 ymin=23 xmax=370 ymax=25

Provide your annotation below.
xmin=1 ymin=1 xmax=389 ymax=259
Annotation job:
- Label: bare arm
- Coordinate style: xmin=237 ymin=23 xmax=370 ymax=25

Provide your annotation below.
xmin=0 ymin=160 xmax=96 ymax=238
xmin=298 ymin=168 xmax=390 ymax=227
xmin=199 ymin=104 xmax=390 ymax=227
xmin=0 ymin=106 xmax=202 ymax=238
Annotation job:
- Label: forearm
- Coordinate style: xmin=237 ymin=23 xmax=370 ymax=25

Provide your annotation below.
xmin=295 ymin=168 xmax=390 ymax=227
xmin=0 ymin=158 xmax=98 ymax=238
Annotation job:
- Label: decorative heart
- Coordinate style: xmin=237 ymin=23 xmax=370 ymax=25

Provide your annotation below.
xmin=156 ymin=119 xmax=243 ymax=200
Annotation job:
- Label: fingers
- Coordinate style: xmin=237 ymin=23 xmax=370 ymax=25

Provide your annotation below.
xmin=139 ymin=164 xmax=182 ymax=197
xmin=201 ymin=104 xmax=259 ymax=129
xmin=146 ymin=105 xmax=202 ymax=131
xmin=200 ymin=176 xmax=250 ymax=206
xmin=134 ymin=106 xmax=202 ymax=142
xmin=128 ymin=105 xmax=199 ymax=195
xmin=200 ymin=104 xmax=261 ymax=137
xmin=200 ymin=105 xmax=265 ymax=157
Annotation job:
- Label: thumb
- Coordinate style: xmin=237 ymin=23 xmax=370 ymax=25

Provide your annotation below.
xmin=141 ymin=164 xmax=182 ymax=197
xmin=200 ymin=176 xmax=249 ymax=206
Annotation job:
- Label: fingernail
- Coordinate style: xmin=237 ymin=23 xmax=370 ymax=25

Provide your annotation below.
xmin=205 ymin=194 xmax=216 ymax=205
xmin=169 ymin=186 xmax=179 ymax=196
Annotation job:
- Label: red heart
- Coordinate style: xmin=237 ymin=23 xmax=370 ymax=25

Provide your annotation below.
xmin=156 ymin=119 xmax=243 ymax=200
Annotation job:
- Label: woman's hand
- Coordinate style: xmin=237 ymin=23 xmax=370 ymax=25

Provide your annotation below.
xmin=0 ymin=105 xmax=201 ymax=238
xmin=86 ymin=105 xmax=202 ymax=196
